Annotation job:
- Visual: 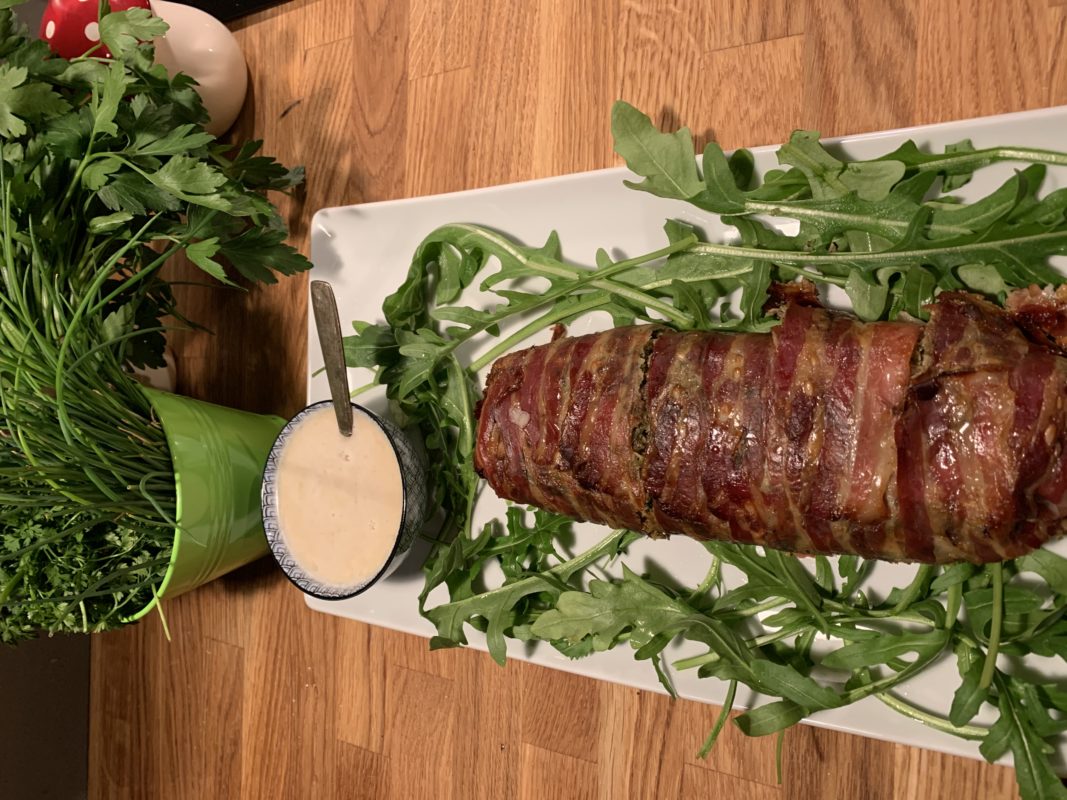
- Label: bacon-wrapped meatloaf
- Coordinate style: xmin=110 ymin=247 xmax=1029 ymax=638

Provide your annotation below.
xmin=473 ymin=287 xmax=1067 ymax=563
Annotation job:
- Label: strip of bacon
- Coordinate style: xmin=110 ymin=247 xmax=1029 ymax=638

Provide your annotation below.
xmin=473 ymin=288 xmax=1067 ymax=563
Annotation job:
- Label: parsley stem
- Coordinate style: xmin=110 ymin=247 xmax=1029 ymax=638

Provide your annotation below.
xmin=0 ymin=566 xmax=25 ymax=606
xmin=88 ymin=219 xmax=217 ymax=316
xmin=979 ymin=563 xmax=1004 ymax=690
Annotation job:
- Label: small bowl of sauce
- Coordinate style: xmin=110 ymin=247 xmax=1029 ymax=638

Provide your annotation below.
xmin=261 ymin=401 xmax=429 ymax=600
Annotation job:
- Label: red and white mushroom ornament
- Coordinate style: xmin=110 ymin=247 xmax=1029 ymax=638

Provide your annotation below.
xmin=40 ymin=0 xmax=152 ymax=60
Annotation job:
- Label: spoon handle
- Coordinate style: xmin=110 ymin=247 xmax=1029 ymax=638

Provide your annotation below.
xmin=310 ymin=280 xmax=354 ymax=437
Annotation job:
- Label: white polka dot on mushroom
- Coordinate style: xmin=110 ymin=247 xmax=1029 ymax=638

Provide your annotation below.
xmin=44 ymin=20 xmax=55 ymax=39
xmin=84 ymin=21 xmax=100 ymax=41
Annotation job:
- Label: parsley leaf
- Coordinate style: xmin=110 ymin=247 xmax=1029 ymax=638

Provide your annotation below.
xmin=99 ymin=7 xmax=168 ymax=59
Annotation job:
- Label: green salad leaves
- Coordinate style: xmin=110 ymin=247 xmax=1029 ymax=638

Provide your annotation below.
xmin=346 ymin=101 xmax=1067 ymax=800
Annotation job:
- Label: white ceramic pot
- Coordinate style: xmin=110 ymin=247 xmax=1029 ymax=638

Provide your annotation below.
xmin=150 ymin=0 xmax=248 ymax=136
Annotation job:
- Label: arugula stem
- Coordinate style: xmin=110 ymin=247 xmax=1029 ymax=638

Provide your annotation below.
xmin=775 ymin=729 xmax=785 ymax=785
xmin=744 ymin=200 xmax=971 ymax=240
xmin=909 ymin=145 xmax=1067 ymax=174
xmin=698 ymin=680 xmax=737 ymax=758
xmin=843 ymin=649 xmax=943 ymax=704
xmin=774 ymin=264 xmax=847 ymax=286
xmin=429 ymin=529 xmax=635 ymax=614
xmin=820 ymin=600 xmax=939 ymax=628
xmin=468 ymin=294 xmax=612 ymax=374
xmin=721 ymin=597 xmax=789 ymax=619
xmin=874 ymin=691 xmax=987 ymax=740
xmin=944 ymin=583 xmax=962 ymax=630
xmin=689 ymin=229 xmax=1067 ymax=267
xmin=516 ymin=257 xmax=694 ymax=327
xmin=687 ymin=554 xmax=722 ymax=604
xmin=842 ymin=565 xmax=933 ymax=619
xmin=978 ymin=564 xmax=1004 ymax=690
xmin=673 ymin=625 xmax=804 ymax=671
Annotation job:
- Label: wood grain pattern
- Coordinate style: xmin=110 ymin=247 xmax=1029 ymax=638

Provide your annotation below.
xmin=90 ymin=0 xmax=1066 ymax=797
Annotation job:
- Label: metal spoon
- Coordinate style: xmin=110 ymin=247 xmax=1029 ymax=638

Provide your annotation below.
xmin=310 ymin=280 xmax=353 ymax=437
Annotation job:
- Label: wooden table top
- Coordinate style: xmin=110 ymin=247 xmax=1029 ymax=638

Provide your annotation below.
xmin=89 ymin=1 xmax=1067 ymax=797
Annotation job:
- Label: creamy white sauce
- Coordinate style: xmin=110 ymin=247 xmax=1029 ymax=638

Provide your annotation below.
xmin=276 ymin=406 xmax=403 ymax=589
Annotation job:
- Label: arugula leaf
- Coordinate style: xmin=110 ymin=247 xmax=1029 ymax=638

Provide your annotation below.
xmin=957 ymin=263 xmax=1010 ymax=296
xmin=991 ymin=676 xmax=1067 ymax=800
xmin=343 ymin=322 xmax=398 ymax=370
xmin=778 ymin=130 xmax=905 ymax=201
xmin=750 ymin=660 xmax=842 ymax=711
xmin=845 ymin=270 xmax=891 ymax=320
xmin=612 ymin=101 xmax=704 ymax=201
xmin=931 ymin=562 xmax=979 ymax=592
xmin=949 ymin=660 xmax=989 ymax=727
xmin=1016 ymin=550 xmax=1067 ymax=596
xmin=728 ymin=148 xmax=755 ymax=190
xmin=820 ymin=630 xmax=949 ymax=669
xmin=424 ymin=527 xmax=636 ymax=665
xmin=735 ymin=700 xmax=806 ymax=737
xmin=964 ymin=586 xmax=1043 ymax=640
xmin=980 ymin=698 xmax=1015 ymax=762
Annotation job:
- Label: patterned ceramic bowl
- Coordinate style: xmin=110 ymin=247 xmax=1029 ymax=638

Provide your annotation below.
xmin=261 ymin=401 xmax=430 ymax=600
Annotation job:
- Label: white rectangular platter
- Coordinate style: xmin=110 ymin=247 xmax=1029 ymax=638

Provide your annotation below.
xmin=305 ymin=106 xmax=1067 ymax=767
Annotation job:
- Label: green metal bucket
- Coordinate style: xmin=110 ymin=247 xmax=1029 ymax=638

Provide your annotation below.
xmin=123 ymin=388 xmax=287 ymax=622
